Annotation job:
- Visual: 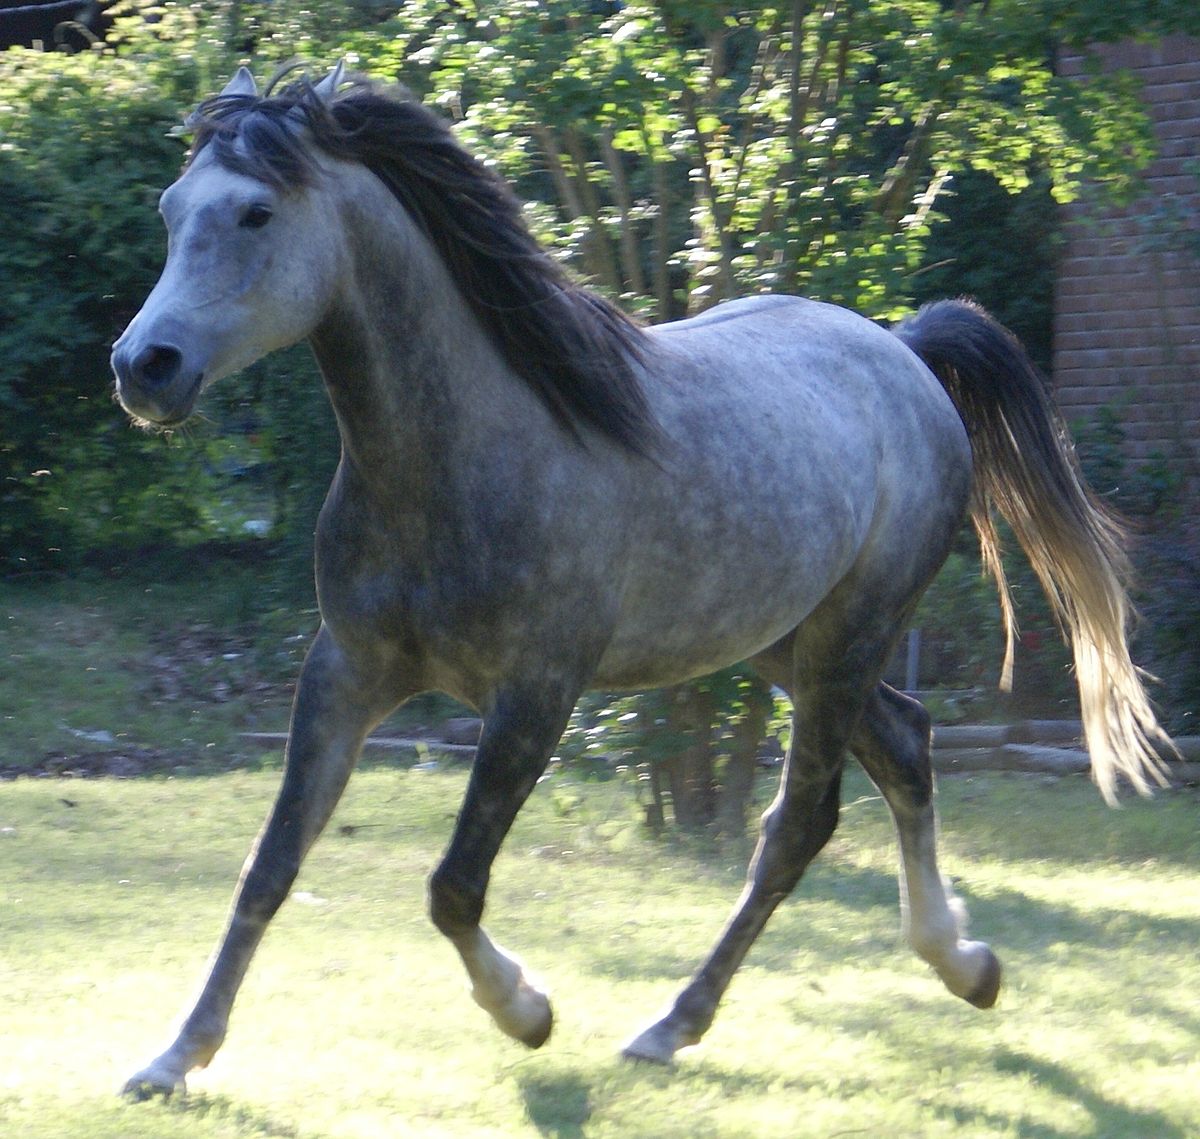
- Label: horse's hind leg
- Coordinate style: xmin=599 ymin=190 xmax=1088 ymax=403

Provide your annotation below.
xmin=623 ymin=604 xmax=891 ymax=1065
xmin=122 ymin=626 xmax=402 ymax=1096
xmin=852 ymin=684 xmax=1001 ymax=1008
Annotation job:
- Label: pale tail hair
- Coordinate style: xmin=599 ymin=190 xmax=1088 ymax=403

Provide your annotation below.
xmin=896 ymin=299 xmax=1173 ymax=804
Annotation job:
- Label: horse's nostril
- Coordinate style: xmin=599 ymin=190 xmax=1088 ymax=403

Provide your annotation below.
xmin=135 ymin=345 xmax=183 ymax=389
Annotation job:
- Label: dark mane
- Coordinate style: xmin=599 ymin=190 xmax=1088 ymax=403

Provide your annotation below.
xmin=186 ymin=73 xmax=657 ymax=454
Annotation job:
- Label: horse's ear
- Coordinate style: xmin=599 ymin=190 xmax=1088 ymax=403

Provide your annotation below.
xmin=313 ymin=61 xmax=345 ymax=103
xmin=220 ymin=67 xmax=258 ymax=98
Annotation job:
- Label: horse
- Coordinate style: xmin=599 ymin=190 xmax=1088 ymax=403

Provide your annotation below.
xmin=110 ymin=65 xmax=1170 ymax=1094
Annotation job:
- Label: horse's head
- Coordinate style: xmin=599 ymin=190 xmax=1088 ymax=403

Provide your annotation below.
xmin=114 ymin=63 xmax=654 ymax=448
xmin=111 ymin=66 xmax=348 ymax=426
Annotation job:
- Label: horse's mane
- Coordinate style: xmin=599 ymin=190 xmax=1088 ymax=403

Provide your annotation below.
xmin=186 ymin=73 xmax=656 ymax=454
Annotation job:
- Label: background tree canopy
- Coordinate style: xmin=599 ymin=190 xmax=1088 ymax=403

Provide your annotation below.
xmin=4 ymin=0 xmax=1193 ymax=572
xmin=3 ymin=0 xmax=1198 ymax=822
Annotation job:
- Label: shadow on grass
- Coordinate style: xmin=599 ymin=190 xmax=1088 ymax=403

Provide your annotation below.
xmin=613 ymin=1038 xmax=1193 ymax=1139
xmin=582 ymin=862 xmax=900 ymax=982
xmin=958 ymin=879 xmax=1200 ymax=960
xmin=584 ymin=858 xmax=1200 ymax=991
xmin=935 ymin=777 xmax=1200 ymax=872
xmin=517 ymin=1070 xmax=593 ymax=1138
xmin=957 ymin=1047 xmax=1193 ymax=1139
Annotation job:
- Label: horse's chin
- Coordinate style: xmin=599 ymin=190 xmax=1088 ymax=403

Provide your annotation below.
xmin=118 ymin=373 xmax=204 ymax=430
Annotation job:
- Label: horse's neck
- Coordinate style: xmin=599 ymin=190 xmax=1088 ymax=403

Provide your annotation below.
xmin=308 ymin=215 xmax=534 ymax=501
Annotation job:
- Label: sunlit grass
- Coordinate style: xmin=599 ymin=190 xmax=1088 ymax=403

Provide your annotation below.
xmin=3 ymin=765 xmax=1198 ymax=1137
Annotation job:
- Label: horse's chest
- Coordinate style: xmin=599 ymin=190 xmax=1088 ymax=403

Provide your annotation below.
xmin=316 ymin=521 xmax=590 ymax=693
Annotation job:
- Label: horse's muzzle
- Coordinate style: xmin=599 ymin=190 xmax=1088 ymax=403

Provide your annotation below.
xmin=111 ymin=340 xmax=204 ymax=425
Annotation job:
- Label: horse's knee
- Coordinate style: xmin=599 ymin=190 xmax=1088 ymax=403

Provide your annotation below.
xmin=898 ymin=700 xmax=931 ymax=746
xmin=859 ymin=690 xmax=936 ymax=809
xmin=429 ymin=864 xmax=484 ymax=937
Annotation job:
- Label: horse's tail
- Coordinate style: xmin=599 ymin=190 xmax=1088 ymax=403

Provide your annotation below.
xmin=894 ymin=298 xmax=1172 ymax=804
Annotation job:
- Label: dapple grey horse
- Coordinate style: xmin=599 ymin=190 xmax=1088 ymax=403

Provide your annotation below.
xmin=110 ymin=66 xmax=1169 ymax=1094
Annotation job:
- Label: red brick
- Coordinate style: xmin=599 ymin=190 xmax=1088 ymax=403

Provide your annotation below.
xmin=1053 ymin=38 xmax=1200 ymax=482
xmin=1139 ymin=62 xmax=1200 ymax=86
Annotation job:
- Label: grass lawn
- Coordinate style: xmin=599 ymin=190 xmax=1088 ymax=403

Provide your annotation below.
xmin=0 ymin=563 xmax=311 ymax=773
xmin=3 ymin=760 xmax=1198 ymax=1138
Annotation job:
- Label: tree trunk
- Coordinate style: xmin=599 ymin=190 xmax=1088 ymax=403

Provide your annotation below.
xmin=532 ymin=123 xmax=623 ymax=295
xmin=660 ymin=684 xmax=718 ymax=831
xmin=561 ymin=124 xmax=625 ymax=296
xmin=876 ymin=104 xmax=942 ymax=225
xmin=600 ymin=128 xmax=646 ymax=295
xmin=716 ymin=677 xmax=773 ymax=840
xmin=680 ymin=86 xmax=735 ymax=309
xmin=649 ymin=146 xmax=674 ymax=321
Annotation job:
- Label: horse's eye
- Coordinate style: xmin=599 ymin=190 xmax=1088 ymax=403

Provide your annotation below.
xmin=240 ymin=204 xmax=273 ymax=230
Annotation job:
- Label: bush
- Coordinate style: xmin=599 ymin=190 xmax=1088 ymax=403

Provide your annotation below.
xmin=0 ymin=23 xmax=339 ymax=576
xmin=558 ymin=669 xmax=787 ymax=841
xmin=0 ymin=46 xmax=206 ymax=569
xmin=1074 ymin=408 xmax=1198 ymax=735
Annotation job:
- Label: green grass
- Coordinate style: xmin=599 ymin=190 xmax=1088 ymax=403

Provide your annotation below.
xmin=3 ymin=763 xmax=1198 ymax=1138
xmin=0 ymin=563 xmax=312 ymax=771
xmin=0 ymin=566 xmax=466 ymax=774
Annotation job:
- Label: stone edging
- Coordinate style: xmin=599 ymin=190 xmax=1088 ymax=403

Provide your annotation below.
xmin=931 ymin=722 xmax=1200 ymax=784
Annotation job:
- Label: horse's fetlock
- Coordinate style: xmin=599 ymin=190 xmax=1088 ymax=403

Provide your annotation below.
xmin=672 ymin=982 xmax=718 ymax=1037
xmin=428 ymin=866 xmax=484 ymax=936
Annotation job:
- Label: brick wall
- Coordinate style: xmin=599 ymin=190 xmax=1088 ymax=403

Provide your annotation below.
xmin=1053 ymin=37 xmax=1200 ymax=488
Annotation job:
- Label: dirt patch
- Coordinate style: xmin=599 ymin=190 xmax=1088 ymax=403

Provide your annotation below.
xmin=1 ymin=746 xmax=193 ymax=780
xmin=137 ymin=623 xmax=293 ymax=707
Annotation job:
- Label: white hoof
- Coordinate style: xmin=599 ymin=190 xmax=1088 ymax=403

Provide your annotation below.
xmin=474 ymin=970 xmax=553 ymax=1048
xmin=934 ymin=939 xmax=1002 ymax=1008
xmin=460 ymin=931 xmax=553 ymax=1047
xmin=959 ymin=941 xmax=1002 ymax=1009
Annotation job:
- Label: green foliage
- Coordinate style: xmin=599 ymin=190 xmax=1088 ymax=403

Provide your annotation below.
xmin=911 ymin=550 xmax=1005 ymax=691
xmin=557 ymin=667 xmax=786 ymax=839
xmin=337 ymin=0 xmax=1158 ymax=320
xmin=905 ymin=528 xmax=1080 ymax=720
xmin=0 ymin=0 xmax=1168 ymax=572
xmin=913 ymin=168 xmax=1058 ymax=371
xmin=0 ymin=44 xmax=203 ymax=567
xmin=1074 ymin=410 xmax=1199 ymax=734
xmin=0 ymin=7 xmax=344 ymax=573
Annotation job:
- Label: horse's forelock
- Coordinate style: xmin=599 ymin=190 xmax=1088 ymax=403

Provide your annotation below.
xmin=186 ymin=82 xmax=331 ymax=189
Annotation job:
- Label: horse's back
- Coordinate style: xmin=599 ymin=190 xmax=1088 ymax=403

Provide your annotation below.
xmin=647 ymin=295 xmax=970 ymax=505
xmin=593 ymin=296 xmax=972 ymax=689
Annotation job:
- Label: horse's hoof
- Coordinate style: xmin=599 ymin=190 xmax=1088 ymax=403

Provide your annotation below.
xmin=964 ymin=946 xmax=1003 ymax=1009
xmin=516 ymin=1001 xmax=553 ymax=1049
xmin=121 ymin=1067 xmax=186 ymax=1099
xmin=621 ymin=1021 xmax=683 ymax=1066
xmin=478 ymin=974 xmax=553 ymax=1048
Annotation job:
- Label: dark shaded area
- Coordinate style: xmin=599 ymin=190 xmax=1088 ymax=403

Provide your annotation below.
xmin=518 ymin=1071 xmax=593 ymax=1138
xmin=0 ymin=0 xmax=111 ymax=51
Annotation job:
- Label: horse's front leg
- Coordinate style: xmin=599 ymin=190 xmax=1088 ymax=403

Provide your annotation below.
xmin=428 ymin=684 xmax=577 ymax=1048
xmin=122 ymin=626 xmax=401 ymax=1097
